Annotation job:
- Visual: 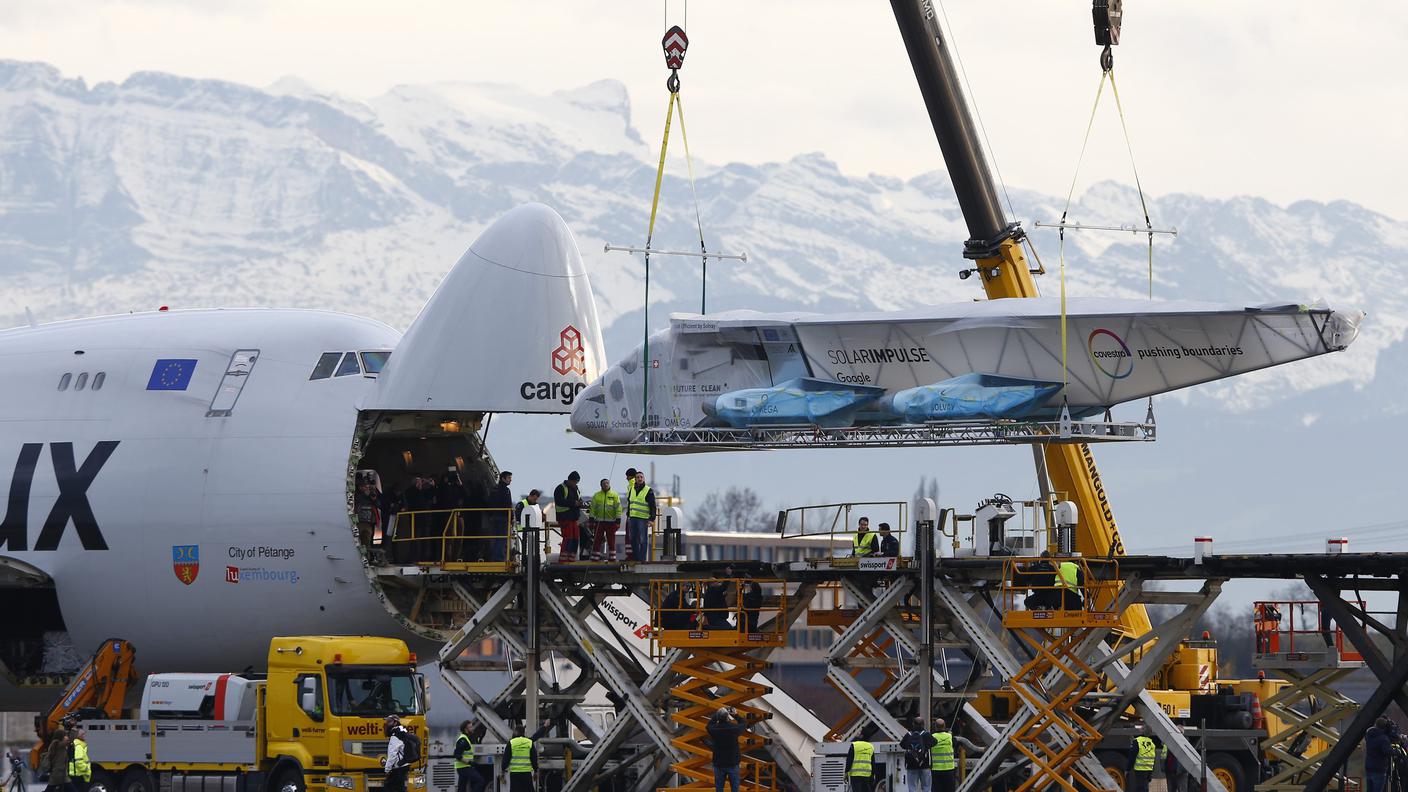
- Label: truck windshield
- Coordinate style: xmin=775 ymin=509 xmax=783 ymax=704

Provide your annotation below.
xmin=327 ymin=669 xmax=422 ymax=717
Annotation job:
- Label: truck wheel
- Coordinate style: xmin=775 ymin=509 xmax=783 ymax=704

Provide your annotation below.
xmin=89 ymin=769 xmax=116 ymax=792
xmin=269 ymin=767 xmax=306 ymax=792
xmin=1207 ymin=752 xmax=1248 ymax=792
xmin=120 ymin=769 xmax=154 ymax=792
xmin=1095 ymin=751 xmax=1126 ymax=790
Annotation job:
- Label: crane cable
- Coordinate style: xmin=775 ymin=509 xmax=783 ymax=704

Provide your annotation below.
xmin=1056 ymin=56 xmax=1158 ymax=391
xmin=640 ymin=11 xmax=710 ymax=428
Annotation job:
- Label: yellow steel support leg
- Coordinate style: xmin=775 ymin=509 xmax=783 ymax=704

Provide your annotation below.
xmin=1007 ymin=627 xmax=1114 ymax=792
xmin=663 ymin=646 xmax=778 ymax=792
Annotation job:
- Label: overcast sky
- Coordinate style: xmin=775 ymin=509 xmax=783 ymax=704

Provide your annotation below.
xmin=2 ymin=1 xmax=1405 ymax=220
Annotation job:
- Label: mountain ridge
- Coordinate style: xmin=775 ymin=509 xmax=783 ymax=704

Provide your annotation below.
xmin=0 ymin=59 xmax=1400 ymax=416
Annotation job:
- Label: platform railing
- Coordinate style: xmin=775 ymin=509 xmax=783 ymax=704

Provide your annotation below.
xmin=387 ymin=508 xmax=515 ymax=571
xmin=647 ymin=578 xmax=788 ymax=657
xmin=999 ymin=556 xmax=1121 ymax=628
xmin=1253 ymin=599 xmax=1365 ymax=662
xmin=776 ymin=501 xmax=908 ymax=565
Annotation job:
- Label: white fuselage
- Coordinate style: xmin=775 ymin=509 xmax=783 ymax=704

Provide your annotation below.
xmin=0 ymin=308 xmax=414 ymax=678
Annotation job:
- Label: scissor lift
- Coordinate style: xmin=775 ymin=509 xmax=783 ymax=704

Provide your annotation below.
xmin=1252 ymin=600 xmax=1364 ymax=792
xmin=997 ymin=557 xmax=1123 ymax=792
xmin=649 ymin=579 xmax=792 ymax=792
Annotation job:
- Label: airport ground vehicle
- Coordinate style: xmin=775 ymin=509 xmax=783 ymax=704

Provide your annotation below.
xmin=29 ymin=639 xmax=137 ymax=770
xmin=78 ymin=637 xmax=426 ymax=792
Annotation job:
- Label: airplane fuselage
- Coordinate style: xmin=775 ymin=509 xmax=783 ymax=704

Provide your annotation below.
xmin=0 ymin=308 xmax=415 ymax=683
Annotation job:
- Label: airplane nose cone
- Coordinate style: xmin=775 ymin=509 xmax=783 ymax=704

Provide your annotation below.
xmin=570 ymin=381 xmax=610 ymax=441
xmin=367 ymin=203 xmax=606 ymax=413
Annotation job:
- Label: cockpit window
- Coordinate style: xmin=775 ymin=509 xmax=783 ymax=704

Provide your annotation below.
xmin=335 ymin=352 xmax=361 ymax=377
xmin=360 ymin=350 xmax=391 ymax=375
xmin=310 ymin=353 xmax=341 ymax=380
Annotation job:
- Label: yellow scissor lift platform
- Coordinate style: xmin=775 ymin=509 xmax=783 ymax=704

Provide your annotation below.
xmin=649 ymin=579 xmax=791 ymax=792
xmin=998 ymin=556 xmax=1123 ymax=792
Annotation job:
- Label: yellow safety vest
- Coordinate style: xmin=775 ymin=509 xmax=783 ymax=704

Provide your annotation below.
xmin=849 ymin=741 xmax=875 ymax=778
xmin=508 ymin=737 xmax=534 ymax=773
xmin=590 ymin=490 xmax=621 ymax=521
xmin=1057 ymin=561 xmax=1080 ymax=592
xmin=69 ymin=739 xmax=91 ymax=781
xmin=930 ymin=731 xmax=955 ymax=771
xmin=627 ymin=485 xmax=652 ymax=520
xmin=853 ymin=532 xmax=879 ymax=557
xmin=453 ymin=734 xmax=474 ymax=770
xmin=1134 ymin=736 xmax=1156 ymax=772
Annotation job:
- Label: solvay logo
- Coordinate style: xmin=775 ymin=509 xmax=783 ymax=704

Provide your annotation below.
xmin=552 ymin=325 xmax=586 ymax=376
xmin=1087 ymin=329 xmax=1133 ymax=379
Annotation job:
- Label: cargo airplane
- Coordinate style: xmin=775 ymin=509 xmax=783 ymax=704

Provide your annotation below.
xmin=0 ymin=204 xmax=605 ymax=709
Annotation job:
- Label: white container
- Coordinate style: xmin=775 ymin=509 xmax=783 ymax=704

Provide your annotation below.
xmin=1326 ymin=537 xmax=1349 ymax=555
xmin=1193 ymin=536 xmax=1214 ymax=564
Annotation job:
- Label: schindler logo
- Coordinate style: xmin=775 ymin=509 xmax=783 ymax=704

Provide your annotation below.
xmin=522 ymin=326 xmax=587 ymax=405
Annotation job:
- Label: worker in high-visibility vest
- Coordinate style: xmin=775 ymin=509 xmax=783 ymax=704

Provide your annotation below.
xmin=1054 ymin=558 xmax=1084 ymax=609
xmin=930 ymin=718 xmax=983 ymax=792
xmin=625 ymin=470 xmax=655 ymax=563
xmin=845 ymin=738 xmax=877 ymax=792
xmin=852 ymin=517 xmax=879 ymax=558
xmin=502 ymin=723 xmax=538 ymax=792
xmin=68 ymin=728 xmax=91 ymax=791
xmin=453 ymin=720 xmax=485 ymax=792
xmin=588 ymin=478 xmax=622 ymax=561
xmin=1126 ymin=727 xmax=1161 ymax=792
xmin=1058 ymin=555 xmax=1086 ymax=611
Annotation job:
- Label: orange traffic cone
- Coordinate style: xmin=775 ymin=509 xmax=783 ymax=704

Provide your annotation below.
xmin=1250 ymin=693 xmax=1265 ymax=730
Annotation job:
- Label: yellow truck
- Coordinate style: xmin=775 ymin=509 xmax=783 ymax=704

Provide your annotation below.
xmin=83 ymin=637 xmax=427 ymax=792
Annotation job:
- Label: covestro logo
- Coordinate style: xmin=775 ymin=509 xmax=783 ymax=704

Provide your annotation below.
xmin=1087 ymin=329 xmax=1133 ymax=379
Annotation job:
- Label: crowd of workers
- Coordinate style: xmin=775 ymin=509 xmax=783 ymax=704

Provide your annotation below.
xmin=845 ymin=718 xmax=982 ymax=792
xmin=355 ymin=466 xmax=660 ymax=565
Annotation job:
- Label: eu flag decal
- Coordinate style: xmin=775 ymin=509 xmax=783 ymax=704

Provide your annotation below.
xmin=148 ymin=359 xmax=197 ymax=391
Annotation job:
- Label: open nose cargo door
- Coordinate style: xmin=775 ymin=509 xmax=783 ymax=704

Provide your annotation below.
xmin=367 ymin=203 xmax=606 ymax=414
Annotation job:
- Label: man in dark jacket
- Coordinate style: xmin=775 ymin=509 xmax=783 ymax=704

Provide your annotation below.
xmin=741 ymin=582 xmax=763 ymax=633
xmin=703 ymin=581 xmax=732 ymax=629
xmin=878 ymin=523 xmax=900 ymax=558
xmin=899 ymin=719 xmax=936 ymax=792
xmin=706 ymin=707 xmax=747 ymax=792
xmin=553 ymin=472 xmax=583 ymax=562
xmin=1366 ymin=718 xmax=1396 ymax=792
xmin=487 ymin=471 xmax=514 ymax=562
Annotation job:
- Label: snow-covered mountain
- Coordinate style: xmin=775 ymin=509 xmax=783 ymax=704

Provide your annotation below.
xmin=1 ymin=59 xmax=1403 ymax=415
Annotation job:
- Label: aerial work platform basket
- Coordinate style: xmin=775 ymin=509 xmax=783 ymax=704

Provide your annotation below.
xmin=648 ymin=578 xmax=789 ymax=655
xmin=1000 ymin=556 xmax=1120 ymax=629
xmin=1253 ymin=599 xmax=1364 ymax=669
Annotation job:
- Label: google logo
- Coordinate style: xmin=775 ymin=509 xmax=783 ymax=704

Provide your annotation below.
xmin=1087 ymin=329 xmax=1133 ymax=379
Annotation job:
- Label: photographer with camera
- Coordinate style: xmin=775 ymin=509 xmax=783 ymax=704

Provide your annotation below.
xmin=706 ymin=706 xmax=747 ymax=792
